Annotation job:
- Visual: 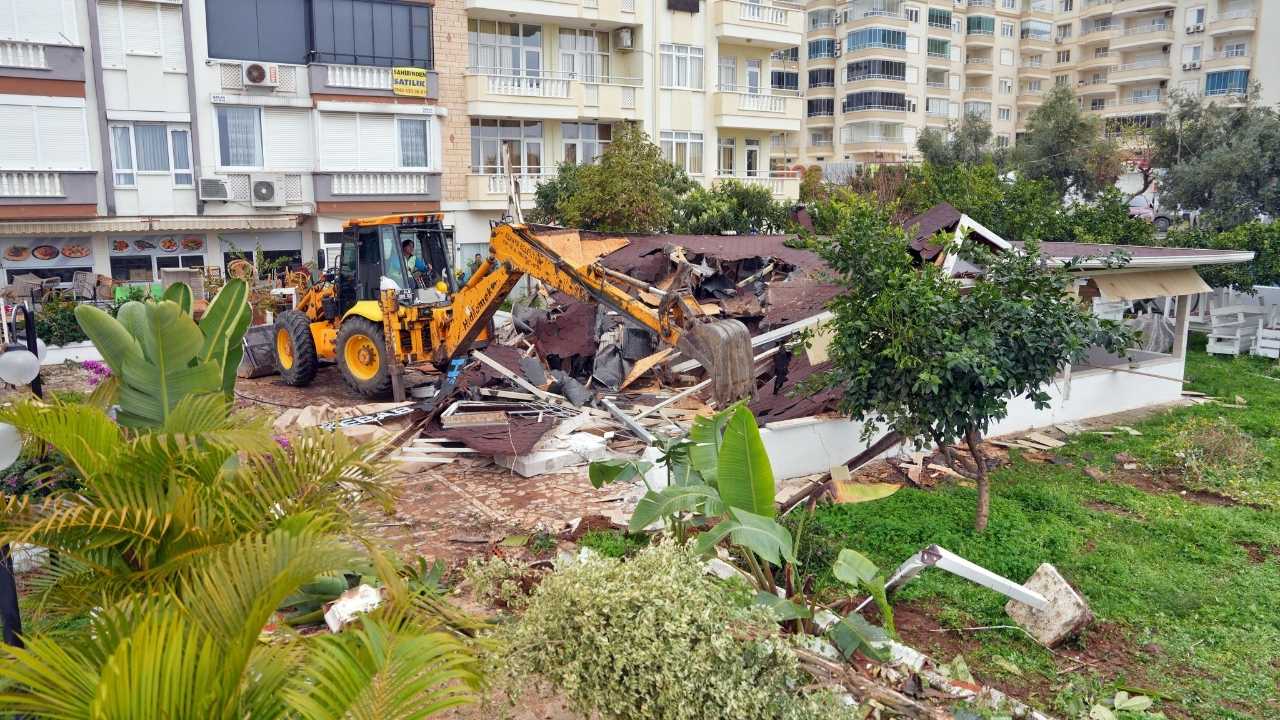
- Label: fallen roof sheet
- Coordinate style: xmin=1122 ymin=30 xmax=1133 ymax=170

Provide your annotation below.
xmin=1021 ymin=241 xmax=1256 ymax=269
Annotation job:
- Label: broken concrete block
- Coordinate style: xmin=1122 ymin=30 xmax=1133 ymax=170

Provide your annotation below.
xmin=339 ymin=424 xmax=393 ymax=445
xmin=496 ymin=432 xmax=608 ymax=477
xmin=1004 ymin=563 xmax=1093 ymax=647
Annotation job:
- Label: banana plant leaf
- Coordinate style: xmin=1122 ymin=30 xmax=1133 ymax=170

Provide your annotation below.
xmin=827 ymin=611 xmax=890 ymax=662
xmin=687 ymin=407 xmax=731 ymax=485
xmin=627 ymin=484 xmax=722 ymax=533
xmin=118 ymin=302 xmax=222 ymax=427
xmin=73 ymin=304 xmax=143 ymax=377
xmin=163 ymin=283 xmax=193 ymax=315
xmin=693 ymin=507 xmax=794 ymax=566
xmin=197 ymin=279 xmax=250 ymax=396
xmin=832 ymin=548 xmax=879 ymax=587
xmin=716 ymin=404 xmax=776 ymax=518
xmin=589 ymin=458 xmax=653 ymax=489
xmin=753 ymin=591 xmax=811 ymax=621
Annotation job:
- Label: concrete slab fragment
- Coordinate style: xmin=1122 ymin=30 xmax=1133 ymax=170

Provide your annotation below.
xmin=1004 ymin=563 xmax=1093 ymax=647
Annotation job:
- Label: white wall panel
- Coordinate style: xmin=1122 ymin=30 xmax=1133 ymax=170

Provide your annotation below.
xmin=319 ymin=113 xmax=358 ymax=168
xmin=0 ymin=0 xmax=78 ymax=44
xmin=264 ymin=108 xmax=313 ymax=170
xmin=123 ymin=1 xmax=161 ymax=56
xmin=360 ymin=115 xmax=397 ymax=169
xmin=0 ymin=105 xmax=37 ymax=167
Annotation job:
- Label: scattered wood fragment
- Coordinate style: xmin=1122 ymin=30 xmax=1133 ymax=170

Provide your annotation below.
xmin=1112 ymin=426 xmax=1143 ymax=436
xmin=619 ymin=348 xmax=676 ymax=391
xmin=1024 ymin=432 xmax=1066 ymax=449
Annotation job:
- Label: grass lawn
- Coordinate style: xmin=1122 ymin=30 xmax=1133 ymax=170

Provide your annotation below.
xmin=795 ymin=347 xmax=1280 ymax=719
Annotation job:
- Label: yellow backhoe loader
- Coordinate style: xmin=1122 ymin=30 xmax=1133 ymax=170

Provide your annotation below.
xmin=271 ymin=215 xmax=755 ymax=405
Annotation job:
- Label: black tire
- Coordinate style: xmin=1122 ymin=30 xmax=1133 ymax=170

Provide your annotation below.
xmin=1154 ymin=216 xmax=1171 ymax=236
xmin=273 ymin=310 xmax=318 ymax=386
xmin=335 ymin=316 xmax=392 ymax=398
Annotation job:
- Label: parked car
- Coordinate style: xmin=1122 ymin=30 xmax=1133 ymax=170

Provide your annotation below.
xmin=1128 ymin=195 xmax=1172 ymax=235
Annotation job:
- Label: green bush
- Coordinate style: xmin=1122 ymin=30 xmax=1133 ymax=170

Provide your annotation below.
xmin=34 ymin=292 xmax=88 ymax=347
xmin=494 ymin=542 xmax=854 ymax=720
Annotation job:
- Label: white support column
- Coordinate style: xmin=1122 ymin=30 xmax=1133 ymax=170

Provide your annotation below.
xmin=1172 ymin=292 xmax=1192 ymax=359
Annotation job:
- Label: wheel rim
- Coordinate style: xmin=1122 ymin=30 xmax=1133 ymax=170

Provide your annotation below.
xmin=276 ymin=328 xmax=294 ymax=370
xmin=344 ymin=334 xmax=380 ymax=381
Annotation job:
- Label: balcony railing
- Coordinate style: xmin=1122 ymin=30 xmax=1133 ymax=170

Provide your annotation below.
xmin=330 ymin=172 xmax=433 ymax=195
xmin=1205 ymin=86 xmax=1247 ymax=98
xmin=966 ymin=56 xmax=992 ymax=65
xmin=1020 ymin=31 xmax=1052 ymax=42
xmin=718 ymin=85 xmax=799 ymax=113
xmin=0 ymin=172 xmax=63 ymax=198
xmin=1113 ymin=58 xmax=1166 ymax=72
xmin=842 ymin=134 xmax=906 ymax=144
xmin=968 ymin=0 xmax=994 ymax=7
xmin=326 ymin=64 xmax=393 ymax=90
xmin=847 ymin=73 xmax=907 ymax=83
xmin=468 ymin=69 xmax=642 ymax=102
xmin=0 ymin=40 xmax=47 ymax=69
xmin=714 ymin=172 xmax=796 ymax=196
xmin=1084 ymin=0 xmax=1112 ymax=7
xmin=1083 ymin=23 xmax=1115 ymax=35
xmin=1216 ymin=9 xmax=1255 ymax=21
xmin=483 ymin=73 xmax=571 ymax=99
xmin=1121 ymin=92 xmax=1165 ymax=105
xmin=842 ymin=103 xmax=911 ymax=113
xmin=485 ymin=173 xmax=553 ymax=195
xmin=925 ymin=80 xmax=947 ymax=88
xmin=1122 ymin=21 xmax=1169 ymax=35
xmin=735 ymin=0 xmax=791 ymax=26
xmin=847 ymin=42 xmax=907 ymax=53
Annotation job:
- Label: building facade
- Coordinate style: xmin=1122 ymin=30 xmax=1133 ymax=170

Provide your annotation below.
xmin=0 ymin=0 xmax=444 ymax=292
xmin=773 ymin=0 xmax=1276 ymax=174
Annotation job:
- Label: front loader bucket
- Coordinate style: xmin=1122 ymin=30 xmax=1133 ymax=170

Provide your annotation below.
xmin=677 ymin=319 xmax=755 ymax=406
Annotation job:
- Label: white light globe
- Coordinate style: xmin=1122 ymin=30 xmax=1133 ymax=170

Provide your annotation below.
xmin=35 ymin=338 xmax=47 ymax=362
xmin=0 ymin=349 xmax=41 ymax=386
xmin=0 ymin=422 xmax=20 ymax=471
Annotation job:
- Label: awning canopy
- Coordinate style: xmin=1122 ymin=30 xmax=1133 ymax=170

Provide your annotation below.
xmin=1093 ymin=268 xmax=1212 ymax=301
xmin=0 ymin=215 xmax=305 ymax=237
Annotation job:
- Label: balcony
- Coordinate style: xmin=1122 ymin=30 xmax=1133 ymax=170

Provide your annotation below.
xmin=844 ymin=7 xmax=910 ymax=28
xmin=1104 ymin=92 xmax=1165 ymax=115
xmin=1113 ymin=0 xmax=1175 ymax=15
xmin=1081 ymin=0 xmax=1114 ymax=19
xmin=466 ymin=173 xmax=553 ymax=206
xmin=1077 ymin=77 xmax=1115 ymax=94
xmin=465 ymin=71 xmax=641 ymax=121
xmin=840 ymin=103 xmax=913 ymax=122
xmin=1016 ymin=88 xmax=1046 ymax=106
xmin=968 ymin=0 xmax=995 ymax=7
xmin=1022 ymin=1 xmax=1053 ymax=19
xmin=713 ymin=0 xmax=804 ymax=49
xmin=0 ymin=172 xmax=64 ymax=198
xmin=1019 ymin=33 xmax=1053 ymax=51
xmin=313 ymin=172 xmax=440 ymax=203
xmin=1202 ymin=50 xmax=1251 ymax=71
xmin=844 ymin=73 xmax=908 ymax=91
xmin=845 ymin=42 xmax=909 ymax=61
xmin=715 ymin=87 xmax=803 ymax=131
xmin=1018 ymin=61 xmax=1051 ymax=78
xmin=0 ymin=171 xmax=97 ymax=216
xmin=965 ymin=56 xmax=993 ymax=75
xmin=842 ymin=137 xmax=907 ymax=154
xmin=464 ymin=0 xmax=636 ymax=28
xmin=0 ymin=41 xmax=47 ymax=69
xmin=966 ymin=30 xmax=996 ymax=48
xmin=1110 ymin=58 xmax=1170 ymax=84
xmin=964 ymin=85 xmax=992 ymax=99
xmin=1208 ymin=10 xmax=1256 ymax=36
xmin=1078 ymin=51 xmax=1115 ymax=69
xmin=1079 ymin=24 xmax=1117 ymax=42
xmin=1111 ymin=22 xmax=1174 ymax=51
xmin=713 ymin=172 xmax=800 ymax=199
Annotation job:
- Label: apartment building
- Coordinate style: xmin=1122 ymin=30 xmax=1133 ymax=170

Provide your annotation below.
xmin=442 ymin=0 xmax=808 ymax=241
xmin=772 ymin=0 xmax=1276 ymax=174
xmin=0 ymin=0 xmax=443 ymax=290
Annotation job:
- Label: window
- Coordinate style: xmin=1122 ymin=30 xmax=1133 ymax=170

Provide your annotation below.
xmin=719 ymin=56 xmax=737 ymax=88
xmin=718 ymin=137 xmax=735 ymax=174
xmin=905 ymin=7 xmax=919 ymax=23
xmin=563 ymin=122 xmax=611 ymax=165
xmin=97 ymin=0 xmax=185 ymax=70
xmin=110 ymin=123 xmax=194 ymax=187
xmin=1000 ymin=48 xmax=1014 ymax=66
xmin=0 ymin=102 xmax=91 ymax=171
xmin=1222 ymin=42 xmax=1246 ymax=58
xmin=809 ymin=9 xmax=837 ymax=29
xmin=1055 ymin=74 xmax=1069 ymax=86
xmin=1188 ymin=6 xmax=1206 ymax=25
xmin=999 ymin=78 xmax=1013 ymax=94
xmin=846 ymin=28 xmax=906 ymax=52
xmin=843 ymin=91 xmax=909 ymax=112
xmin=771 ymin=71 xmax=799 ymax=91
xmin=311 ymin=0 xmax=433 ymax=68
xmin=1182 ymin=45 xmax=1202 ymax=63
xmin=206 ymin=0 xmax=306 ymax=64
xmin=963 ymin=101 xmax=991 ymax=119
xmin=925 ymin=96 xmax=949 ymax=116
xmin=927 ymin=38 xmax=950 ymax=58
xmin=926 ymin=68 xmax=947 ymax=87
xmin=927 ymin=8 xmax=951 ymax=28
xmin=1093 ymin=47 xmax=1109 ymax=59
xmin=469 ymin=21 xmax=542 ymax=77
xmin=470 ymin=119 xmax=543 ymax=174
xmin=846 ymin=59 xmax=906 ymax=82
xmin=998 ymin=106 xmax=1011 ymax=120
xmin=1021 ymin=21 xmax=1051 ymax=41
xmin=1057 ymin=50 xmax=1071 ymax=63
xmin=810 ymin=68 xmax=836 ymax=87
xmin=808 ymin=38 xmax=839 ymax=59
xmin=659 ymin=131 xmax=703 ymax=174
xmin=1205 ymin=70 xmax=1248 ymax=96
xmin=842 ymin=121 xmax=904 ymax=143
xmin=1056 ymin=23 xmax=1072 ymax=40
xmin=215 ymin=107 xmax=263 ymax=168
xmin=967 ymin=16 xmax=995 ymax=36
xmin=772 ymin=47 xmax=799 ymax=62
xmin=1001 ymin=22 xmax=1014 ymax=38
xmin=1001 ymin=0 xmax=1016 ymax=9
xmin=1090 ymin=97 xmax=1108 ymax=110
xmin=810 ymin=128 xmax=833 ymax=145
xmin=995 ymin=134 xmax=1010 ymax=148
xmin=559 ymin=29 xmax=611 ymax=81
xmin=807 ymin=98 xmax=835 ymax=116
xmin=952 ymin=17 xmax=963 ymax=33
xmin=1026 ymin=79 xmax=1043 ymax=91
xmin=398 ymin=118 xmax=429 ymax=167
xmin=660 ymin=44 xmax=704 ymax=89
xmin=1059 ymin=0 xmax=1073 ymax=11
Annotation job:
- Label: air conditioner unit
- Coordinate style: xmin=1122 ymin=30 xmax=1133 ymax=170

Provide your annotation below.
xmin=613 ymin=27 xmax=635 ymax=51
xmin=1194 ymin=23 xmax=1204 ymax=32
xmin=1190 ymin=60 xmax=1200 ymax=69
xmin=242 ymin=62 xmax=280 ymax=88
xmin=250 ymin=175 xmax=285 ymax=207
xmin=198 ymin=177 xmax=230 ymax=201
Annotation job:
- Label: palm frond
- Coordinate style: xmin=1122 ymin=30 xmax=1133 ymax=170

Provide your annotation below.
xmin=0 ymin=633 xmax=101 ymax=719
xmin=285 ymin=618 xmax=481 ymax=720
xmin=0 ymin=400 xmax=123 ymax=479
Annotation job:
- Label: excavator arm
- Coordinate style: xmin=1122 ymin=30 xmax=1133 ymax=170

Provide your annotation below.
xmin=430 ymin=223 xmax=755 ymax=405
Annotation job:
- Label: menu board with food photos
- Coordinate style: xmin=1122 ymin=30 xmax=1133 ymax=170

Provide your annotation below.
xmin=0 ymin=238 xmax=94 ymax=268
xmin=109 ymin=235 xmax=206 ymax=256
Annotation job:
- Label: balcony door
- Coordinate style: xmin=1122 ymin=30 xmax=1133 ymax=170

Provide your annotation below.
xmin=719 ymin=56 xmax=737 ymax=90
xmin=746 ymin=60 xmax=762 ymax=94
xmin=745 ymin=139 xmax=760 ymax=177
xmin=560 ymin=29 xmax=611 ymax=83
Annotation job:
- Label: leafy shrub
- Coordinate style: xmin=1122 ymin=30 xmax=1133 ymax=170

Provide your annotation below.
xmin=34 ymin=292 xmax=87 ymax=347
xmin=494 ymin=542 xmax=854 ymax=720
xmin=1152 ymin=416 xmax=1264 ymax=501
xmin=578 ymin=529 xmax=648 ymax=558
xmin=464 ymin=555 xmax=536 ymax=611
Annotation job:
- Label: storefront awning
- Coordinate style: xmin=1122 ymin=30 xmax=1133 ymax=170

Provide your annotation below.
xmin=0 ymin=215 xmax=305 ymax=236
xmin=1093 ymin=268 xmax=1212 ymax=301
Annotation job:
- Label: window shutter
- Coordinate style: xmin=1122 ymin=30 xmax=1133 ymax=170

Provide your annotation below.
xmin=0 ymin=105 xmax=37 ymax=167
xmin=359 ymin=114 xmax=396 ymax=169
xmin=263 ymin=108 xmax=313 ymax=170
xmin=123 ymin=1 xmax=161 ymax=56
xmin=160 ymin=4 xmax=185 ymax=71
xmin=319 ymin=113 xmax=359 ymax=169
xmin=96 ymin=1 xmax=124 ymax=67
xmin=0 ymin=0 xmax=15 ymax=40
xmin=36 ymin=106 xmax=89 ymax=169
xmin=950 ymin=75 xmax=960 ymax=90
xmin=16 ymin=0 xmax=65 ymax=44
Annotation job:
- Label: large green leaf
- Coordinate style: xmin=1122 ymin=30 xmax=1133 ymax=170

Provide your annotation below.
xmin=827 ymin=612 xmax=890 ymax=662
xmin=716 ymin=405 xmax=776 ymax=518
xmin=73 ymin=304 xmax=143 ymax=376
xmin=114 ymin=302 xmax=222 ymax=428
xmin=687 ymin=408 xmax=731 ymax=486
xmin=752 ymin=591 xmax=811 ymax=622
xmin=693 ymin=508 xmax=795 ymax=566
xmin=627 ymin=484 xmax=721 ymax=532
xmin=162 ymin=283 xmax=193 ymax=315
xmin=198 ymin=279 xmax=250 ymax=395
xmin=589 ymin=458 xmax=653 ymax=489
xmin=832 ymin=548 xmax=879 ymax=587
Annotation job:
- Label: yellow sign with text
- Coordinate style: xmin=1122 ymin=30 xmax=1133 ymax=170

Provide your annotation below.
xmin=391 ymin=67 xmax=428 ymax=97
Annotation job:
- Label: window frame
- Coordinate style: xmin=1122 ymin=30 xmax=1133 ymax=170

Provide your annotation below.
xmin=659 ymin=44 xmax=705 ymax=90
xmin=396 ymin=116 xmax=431 ymax=169
xmin=214 ymin=105 xmax=264 ymax=170
xmin=109 ymin=121 xmax=195 ymax=188
xmin=469 ymin=118 xmax=544 ymax=175
xmin=562 ymin=121 xmax=611 ymax=166
xmin=659 ymin=130 xmax=704 ymax=175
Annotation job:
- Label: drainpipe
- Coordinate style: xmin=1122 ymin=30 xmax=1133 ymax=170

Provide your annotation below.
xmin=180 ymin=0 xmax=205 ymax=216
xmin=85 ymin=1 xmax=115 ymax=216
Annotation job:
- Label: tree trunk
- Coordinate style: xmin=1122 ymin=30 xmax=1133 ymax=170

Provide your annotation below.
xmin=965 ymin=428 xmax=990 ymax=532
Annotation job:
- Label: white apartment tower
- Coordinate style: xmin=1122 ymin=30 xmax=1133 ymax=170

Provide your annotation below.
xmin=771 ymin=0 xmax=1277 ymax=174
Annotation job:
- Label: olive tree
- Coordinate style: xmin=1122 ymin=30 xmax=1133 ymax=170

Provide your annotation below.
xmin=811 ymin=195 xmax=1132 ymax=530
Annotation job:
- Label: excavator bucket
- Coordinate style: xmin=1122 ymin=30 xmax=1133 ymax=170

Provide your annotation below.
xmin=676 ymin=319 xmax=756 ymax=406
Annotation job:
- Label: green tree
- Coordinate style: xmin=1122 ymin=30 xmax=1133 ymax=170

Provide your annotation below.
xmin=1162 ymin=221 xmax=1280 ymax=291
xmin=558 ymin=124 xmax=693 ymax=233
xmin=528 ymin=160 xmax=586 ymax=225
xmin=798 ymin=165 xmax=826 ymax=204
xmin=915 ymin=113 xmax=997 ymax=169
xmin=811 ymin=194 xmax=1131 ymax=530
xmin=673 ymin=180 xmax=795 ymax=234
xmin=1015 ymin=85 xmax=1121 ymax=199
xmin=1151 ymin=87 xmax=1280 ymax=229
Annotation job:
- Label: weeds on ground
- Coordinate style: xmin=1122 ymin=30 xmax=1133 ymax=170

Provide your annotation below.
xmin=464 ymin=555 xmax=535 ymax=611
xmin=578 ymin=529 xmax=649 ymax=558
xmin=1151 ymin=416 xmax=1270 ymax=505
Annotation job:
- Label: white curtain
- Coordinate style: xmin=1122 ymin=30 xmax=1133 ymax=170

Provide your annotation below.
xmin=134 ymin=124 xmax=169 ymax=171
xmin=217 ymin=107 xmax=261 ymax=167
xmin=110 ymin=125 xmax=133 ymax=185
xmin=399 ymin=118 xmax=428 ymax=168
